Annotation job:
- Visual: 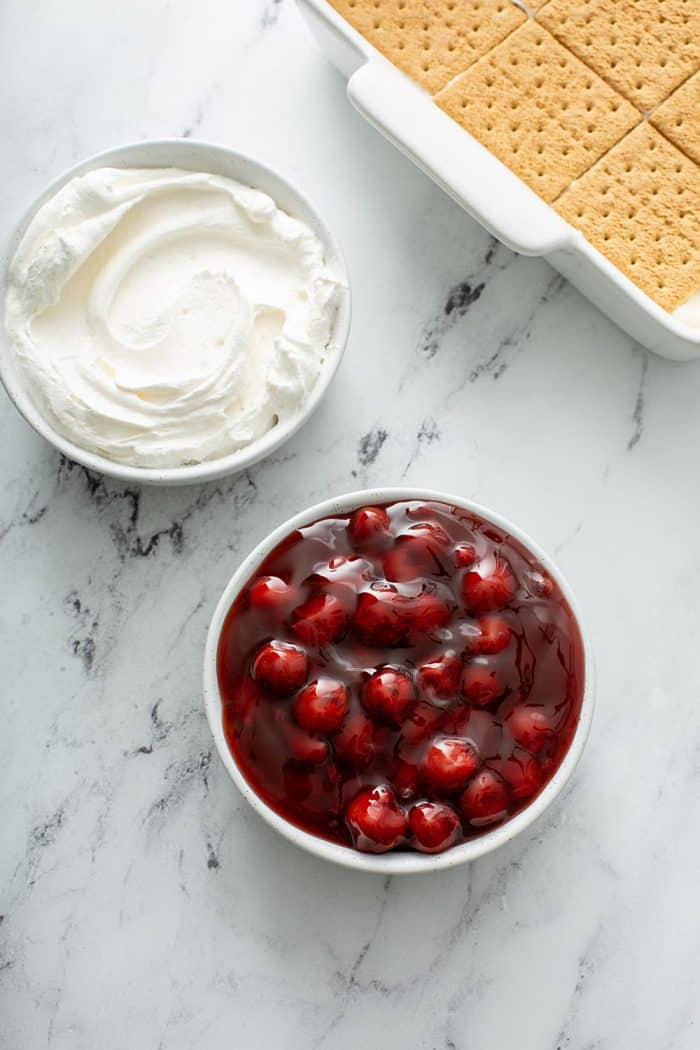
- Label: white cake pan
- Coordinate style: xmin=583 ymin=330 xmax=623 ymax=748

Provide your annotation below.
xmin=297 ymin=0 xmax=700 ymax=362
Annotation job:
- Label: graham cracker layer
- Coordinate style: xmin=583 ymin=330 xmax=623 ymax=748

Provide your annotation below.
xmin=538 ymin=0 xmax=700 ymax=111
xmin=326 ymin=0 xmax=526 ymax=93
xmin=435 ymin=21 xmax=639 ymax=202
xmin=650 ymin=72 xmax=700 ymax=166
xmin=555 ymin=124 xmax=700 ymax=310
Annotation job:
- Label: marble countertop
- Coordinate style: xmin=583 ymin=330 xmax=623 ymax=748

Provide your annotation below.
xmin=1 ymin=2 xmax=699 ymax=1047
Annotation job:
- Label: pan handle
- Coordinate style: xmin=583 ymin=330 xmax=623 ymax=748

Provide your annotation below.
xmin=347 ymin=60 xmax=572 ymax=258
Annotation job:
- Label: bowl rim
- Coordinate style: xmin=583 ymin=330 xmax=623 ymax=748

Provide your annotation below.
xmin=0 ymin=138 xmax=351 ymax=486
xmin=203 ymin=486 xmax=596 ymax=874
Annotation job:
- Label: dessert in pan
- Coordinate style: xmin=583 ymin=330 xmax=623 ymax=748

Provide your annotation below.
xmin=328 ymin=0 xmax=700 ymax=323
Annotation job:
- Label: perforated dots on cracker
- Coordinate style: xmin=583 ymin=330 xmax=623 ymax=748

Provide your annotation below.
xmin=435 ymin=22 xmax=639 ymax=202
xmin=326 ymin=0 xmax=526 ymax=94
xmin=555 ymin=124 xmax=700 ymax=311
xmin=538 ymin=0 xmax=700 ymax=112
xmin=650 ymin=72 xmax=700 ymax=166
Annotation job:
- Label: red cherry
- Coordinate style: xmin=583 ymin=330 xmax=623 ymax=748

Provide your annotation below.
xmin=462 ymin=557 xmax=516 ymax=613
xmin=461 ymin=662 xmax=503 ymax=707
xmin=349 ymin=506 xmax=390 ymax=546
xmin=345 ymin=785 xmax=407 ymax=852
xmin=407 ymin=521 xmax=450 ymax=546
xmin=400 ymin=701 xmax=445 ymax=746
xmin=525 ymin=568 xmax=554 ymax=598
xmin=308 ymin=555 xmax=372 ymax=590
xmin=459 ymin=769 xmax=510 ymax=825
xmin=392 ymin=758 xmax=421 ymax=800
xmin=417 ymin=652 xmax=462 ymax=701
xmin=362 ymin=667 xmax=417 ymax=726
xmin=408 ymin=801 xmax=462 ymax=853
xmin=248 ymin=575 xmax=294 ymax=614
xmin=285 ymin=723 xmax=328 ymax=765
xmin=454 ymin=543 xmax=477 ymax=568
xmin=353 ymin=588 xmax=406 ymax=645
xmin=507 ymin=707 xmax=554 ymax=754
xmin=291 ymin=593 xmax=347 ymax=646
xmin=440 ymin=700 xmax=472 ymax=735
xmin=251 ymin=641 xmax=309 ymax=697
xmin=424 ymin=737 xmax=480 ymax=792
xmin=383 ymin=535 xmax=439 ymax=582
xmin=405 ymin=591 xmax=451 ymax=634
xmin=500 ymin=749 xmax=543 ymax=800
xmin=293 ymin=678 xmax=349 ymax=734
xmin=327 ymin=554 xmax=356 ymax=570
xmin=332 ymin=713 xmax=376 ymax=769
xmin=471 ymin=615 xmax=512 ymax=655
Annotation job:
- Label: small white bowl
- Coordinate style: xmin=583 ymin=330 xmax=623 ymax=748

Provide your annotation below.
xmin=0 ymin=140 xmax=351 ymax=486
xmin=203 ymin=487 xmax=595 ymax=874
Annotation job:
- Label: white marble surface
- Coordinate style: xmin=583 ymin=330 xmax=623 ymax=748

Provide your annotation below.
xmin=1 ymin=2 xmax=699 ymax=1047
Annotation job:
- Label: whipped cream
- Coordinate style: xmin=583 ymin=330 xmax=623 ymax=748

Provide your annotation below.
xmin=4 ymin=167 xmax=342 ymax=467
xmin=673 ymin=291 xmax=700 ymax=329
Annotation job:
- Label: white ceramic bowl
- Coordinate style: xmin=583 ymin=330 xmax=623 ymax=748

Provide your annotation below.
xmin=203 ymin=487 xmax=595 ymax=874
xmin=0 ymin=140 xmax=351 ymax=486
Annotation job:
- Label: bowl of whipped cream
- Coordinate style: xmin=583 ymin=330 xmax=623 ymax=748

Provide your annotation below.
xmin=1 ymin=140 xmax=350 ymax=484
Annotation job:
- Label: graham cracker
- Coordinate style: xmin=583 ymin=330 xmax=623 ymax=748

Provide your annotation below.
xmin=555 ymin=124 xmax=700 ymax=311
xmin=434 ymin=22 xmax=640 ymax=202
xmin=326 ymin=0 xmax=526 ymax=94
xmin=650 ymin=72 xmax=700 ymax=166
xmin=538 ymin=0 xmax=700 ymax=112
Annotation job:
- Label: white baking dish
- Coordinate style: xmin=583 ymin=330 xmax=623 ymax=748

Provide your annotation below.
xmin=297 ymin=0 xmax=700 ymax=362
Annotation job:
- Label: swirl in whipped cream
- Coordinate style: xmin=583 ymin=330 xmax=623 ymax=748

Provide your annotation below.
xmin=4 ymin=167 xmax=342 ymax=467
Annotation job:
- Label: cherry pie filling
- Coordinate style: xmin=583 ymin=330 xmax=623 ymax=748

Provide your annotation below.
xmin=217 ymin=500 xmax=585 ymax=854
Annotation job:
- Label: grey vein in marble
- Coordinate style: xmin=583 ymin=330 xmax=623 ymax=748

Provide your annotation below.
xmin=628 ymin=351 xmax=649 ymax=451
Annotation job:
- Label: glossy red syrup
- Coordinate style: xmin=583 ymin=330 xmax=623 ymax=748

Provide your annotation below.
xmin=217 ymin=500 xmax=585 ymax=854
